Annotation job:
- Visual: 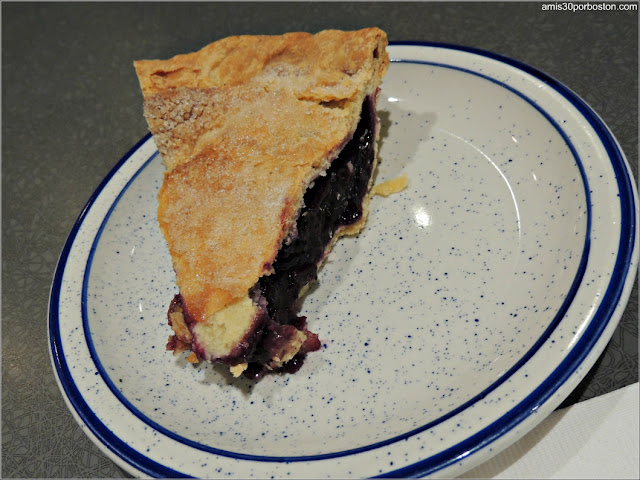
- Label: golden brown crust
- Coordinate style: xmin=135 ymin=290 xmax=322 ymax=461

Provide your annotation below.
xmin=135 ymin=28 xmax=388 ymax=323
xmin=134 ymin=28 xmax=388 ymax=99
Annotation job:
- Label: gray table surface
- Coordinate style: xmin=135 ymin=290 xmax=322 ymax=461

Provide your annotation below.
xmin=2 ymin=2 xmax=637 ymax=477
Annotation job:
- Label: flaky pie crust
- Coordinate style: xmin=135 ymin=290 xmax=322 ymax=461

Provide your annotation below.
xmin=134 ymin=28 xmax=389 ymax=324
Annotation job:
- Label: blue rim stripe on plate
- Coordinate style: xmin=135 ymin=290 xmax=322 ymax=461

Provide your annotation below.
xmin=48 ymin=134 xmax=189 ymax=478
xmin=48 ymin=42 xmax=637 ymax=478
xmin=379 ymin=41 xmax=637 ymax=478
xmin=81 ymin=57 xmax=591 ymax=466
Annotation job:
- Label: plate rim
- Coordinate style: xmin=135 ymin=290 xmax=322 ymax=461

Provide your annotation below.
xmin=385 ymin=40 xmax=638 ymax=477
xmin=48 ymin=42 xmax=638 ymax=478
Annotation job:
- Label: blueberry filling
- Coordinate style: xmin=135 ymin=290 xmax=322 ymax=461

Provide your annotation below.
xmin=243 ymin=95 xmax=377 ymax=377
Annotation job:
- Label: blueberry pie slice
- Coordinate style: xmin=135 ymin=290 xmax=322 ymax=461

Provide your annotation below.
xmin=134 ymin=28 xmax=389 ymax=378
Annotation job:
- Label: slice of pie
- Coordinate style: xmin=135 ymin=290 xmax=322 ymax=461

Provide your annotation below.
xmin=134 ymin=28 xmax=389 ymax=379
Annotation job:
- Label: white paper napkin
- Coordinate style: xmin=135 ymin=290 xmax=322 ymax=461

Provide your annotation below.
xmin=460 ymin=382 xmax=639 ymax=479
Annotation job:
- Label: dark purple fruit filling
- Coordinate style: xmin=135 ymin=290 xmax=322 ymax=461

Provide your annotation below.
xmin=243 ymin=95 xmax=377 ymax=378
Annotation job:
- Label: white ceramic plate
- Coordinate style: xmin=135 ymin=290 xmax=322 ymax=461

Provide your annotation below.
xmin=49 ymin=43 xmax=638 ymax=478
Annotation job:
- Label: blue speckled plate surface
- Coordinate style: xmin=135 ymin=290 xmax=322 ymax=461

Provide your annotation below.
xmin=48 ymin=44 xmax=638 ymax=478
